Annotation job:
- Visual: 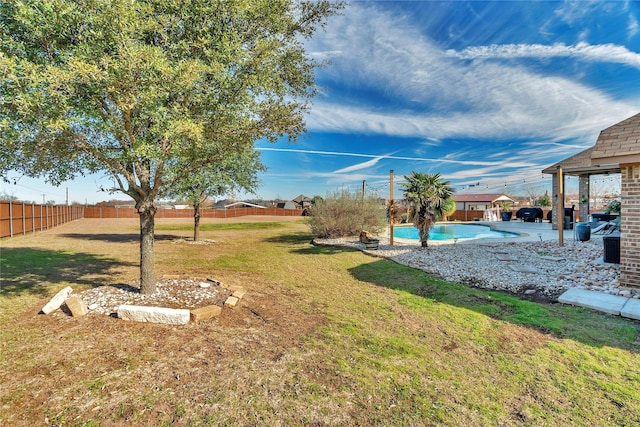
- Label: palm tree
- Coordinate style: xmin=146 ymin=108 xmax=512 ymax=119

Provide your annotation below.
xmin=401 ymin=172 xmax=455 ymax=248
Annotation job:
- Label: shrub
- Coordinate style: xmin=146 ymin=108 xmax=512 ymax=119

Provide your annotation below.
xmin=308 ymin=190 xmax=387 ymax=238
xmin=605 ymin=199 xmax=621 ymax=214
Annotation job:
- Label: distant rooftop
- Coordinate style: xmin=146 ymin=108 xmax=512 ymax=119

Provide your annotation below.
xmin=452 ymin=193 xmax=513 ymax=203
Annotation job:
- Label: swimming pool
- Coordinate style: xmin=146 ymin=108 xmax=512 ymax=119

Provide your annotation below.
xmin=393 ymin=223 xmax=517 ymax=241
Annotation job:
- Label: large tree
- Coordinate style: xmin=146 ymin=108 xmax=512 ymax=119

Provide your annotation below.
xmin=0 ymin=0 xmax=341 ymax=294
xmin=401 ymin=172 xmax=455 ymax=248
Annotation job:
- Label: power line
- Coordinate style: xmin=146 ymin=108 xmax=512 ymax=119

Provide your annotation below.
xmin=6 ymin=182 xmax=69 ymax=200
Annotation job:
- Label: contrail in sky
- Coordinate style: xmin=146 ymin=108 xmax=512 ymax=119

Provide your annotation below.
xmin=256 ymin=147 xmax=534 ymax=167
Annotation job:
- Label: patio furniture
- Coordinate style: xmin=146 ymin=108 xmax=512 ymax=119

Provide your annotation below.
xmin=516 ymin=207 xmax=543 ymax=222
xmin=593 ymin=217 xmax=620 ymax=235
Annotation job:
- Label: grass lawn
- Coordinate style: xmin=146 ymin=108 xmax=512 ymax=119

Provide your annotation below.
xmin=1 ymin=217 xmax=639 ymax=426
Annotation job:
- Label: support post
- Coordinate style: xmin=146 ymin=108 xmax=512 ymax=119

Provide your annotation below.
xmin=9 ymin=200 xmax=13 ymax=237
xmin=557 ymin=165 xmax=564 ymax=247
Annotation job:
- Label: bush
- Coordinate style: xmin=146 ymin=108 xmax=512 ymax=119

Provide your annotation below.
xmin=308 ymin=190 xmax=387 ymax=238
xmin=605 ymin=199 xmax=621 ymax=214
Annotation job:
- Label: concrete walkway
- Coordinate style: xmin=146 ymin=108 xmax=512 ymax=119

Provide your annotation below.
xmin=558 ymin=288 xmax=640 ymax=320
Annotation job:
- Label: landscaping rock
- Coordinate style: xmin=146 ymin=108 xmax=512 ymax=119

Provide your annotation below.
xmin=64 ymin=297 xmax=89 ymax=317
xmin=226 ymin=284 xmax=245 ymax=293
xmin=41 ymin=286 xmax=73 ymax=314
xmin=117 ymin=305 xmax=190 ymax=325
xmin=224 ymin=296 xmax=239 ymax=308
xmin=232 ymin=289 xmax=246 ymax=300
xmin=190 ymin=305 xmax=222 ymax=322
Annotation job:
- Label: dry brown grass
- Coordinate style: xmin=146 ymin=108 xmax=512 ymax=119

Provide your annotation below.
xmin=2 ymin=216 xmax=640 ymax=426
xmin=1 ymin=217 xmax=334 ymax=425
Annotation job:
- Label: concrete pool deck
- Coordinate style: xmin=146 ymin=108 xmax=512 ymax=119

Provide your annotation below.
xmin=474 ymin=220 xmax=605 ymax=244
xmin=391 ymin=220 xmax=603 ymax=245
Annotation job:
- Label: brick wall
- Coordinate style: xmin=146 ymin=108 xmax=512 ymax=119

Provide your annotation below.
xmin=621 ymin=164 xmax=640 ymax=288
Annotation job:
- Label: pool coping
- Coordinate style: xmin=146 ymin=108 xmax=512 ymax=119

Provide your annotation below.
xmin=389 ymin=220 xmax=601 ymax=245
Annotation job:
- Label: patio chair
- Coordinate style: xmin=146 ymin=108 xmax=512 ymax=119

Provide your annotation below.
xmin=592 ymin=217 xmax=620 ymax=235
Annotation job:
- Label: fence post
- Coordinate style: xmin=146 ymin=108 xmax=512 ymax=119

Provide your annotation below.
xmin=22 ymin=202 xmax=26 ymax=235
xmin=9 ymin=200 xmax=13 ymax=237
xmin=32 ymin=203 xmax=35 ymax=234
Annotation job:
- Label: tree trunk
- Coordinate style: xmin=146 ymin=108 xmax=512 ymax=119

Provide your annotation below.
xmin=138 ymin=201 xmax=157 ymax=295
xmin=193 ymin=204 xmax=201 ymax=242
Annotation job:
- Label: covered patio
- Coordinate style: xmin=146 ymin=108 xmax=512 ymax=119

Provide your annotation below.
xmin=543 ymin=112 xmax=640 ymax=288
xmin=542 ymin=146 xmax=620 ymax=228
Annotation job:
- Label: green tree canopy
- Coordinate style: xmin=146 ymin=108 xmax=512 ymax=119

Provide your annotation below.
xmin=401 ymin=172 xmax=455 ymax=248
xmin=164 ymin=143 xmax=266 ymax=241
xmin=1 ymin=0 xmax=341 ymax=293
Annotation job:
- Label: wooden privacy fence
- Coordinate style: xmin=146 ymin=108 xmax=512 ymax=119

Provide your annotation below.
xmin=83 ymin=206 xmax=305 ymax=219
xmin=0 ymin=201 xmax=84 ymax=238
xmin=0 ymin=202 xmax=305 ymax=238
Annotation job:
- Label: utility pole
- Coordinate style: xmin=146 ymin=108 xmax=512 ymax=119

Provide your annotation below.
xmin=389 ymin=170 xmax=394 ymax=246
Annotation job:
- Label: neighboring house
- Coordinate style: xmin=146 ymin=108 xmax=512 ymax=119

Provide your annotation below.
xmin=292 ymin=194 xmax=313 ymax=209
xmin=276 ymin=201 xmax=297 ymax=210
xmin=223 ymin=201 xmax=266 ymax=209
xmin=452 ymin=194 xmax=515 ymax=211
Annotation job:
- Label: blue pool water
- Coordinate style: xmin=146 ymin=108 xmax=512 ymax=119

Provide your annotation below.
xmin=394 ymin=224 xmax=517 ymax=241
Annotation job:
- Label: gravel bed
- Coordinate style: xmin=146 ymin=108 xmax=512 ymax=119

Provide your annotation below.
xmin=72 ymin=278 xmax=231 ymax=316
xmin=314 ymin=236 xmax=638 ymax=301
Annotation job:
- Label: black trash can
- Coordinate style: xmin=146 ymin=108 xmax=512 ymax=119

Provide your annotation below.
xmin=563 ymin=216 xmax=573 ymax=230
xmin=603 ymin=232 xmax=621 ymax=264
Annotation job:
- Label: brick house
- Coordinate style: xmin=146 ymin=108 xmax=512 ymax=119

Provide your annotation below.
xmin=543 ymin=112 xmax=640 ymax=288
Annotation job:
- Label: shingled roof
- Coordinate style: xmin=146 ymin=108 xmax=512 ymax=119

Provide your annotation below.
xmin=540 ymin=113 xmax=640 ymax=175
xmin=591 ymin=112 xmax=640 ymax=165
xmin=541 ymin=146 xmax=596 ymax=174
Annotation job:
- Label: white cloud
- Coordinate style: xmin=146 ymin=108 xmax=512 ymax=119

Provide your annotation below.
xmin=629 ymin=15 xmax=639 ymax=38
xmin=257 ymin=147 xmax=534 ymax=168
xmin=448 ymin=42 xmax=640 ymax=69
xmin=332 ymin=156 xmax=386 ymax=173
xmin=553 ymin=0 xmax=607 ymax=25
xmin=306 ymin=4 xmax=639 ymax=144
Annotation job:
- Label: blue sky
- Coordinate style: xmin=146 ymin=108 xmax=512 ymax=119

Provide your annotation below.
xmin=4 ymin=0 xmax=640 ymax=204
